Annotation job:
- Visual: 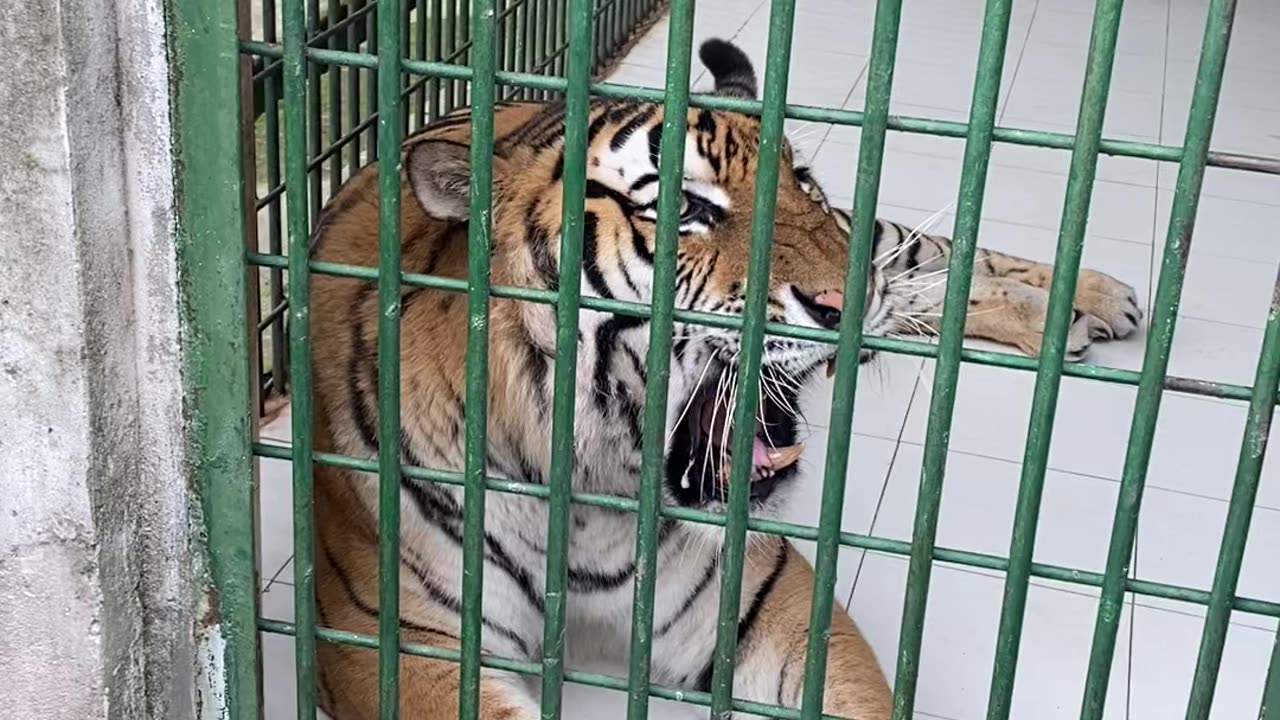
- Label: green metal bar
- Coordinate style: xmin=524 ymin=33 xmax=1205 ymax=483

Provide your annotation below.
xmin=430 ymin=0 xmax=443 ymax=120
xmin=1264 ymin=632 xmax=1280 ymax=720
xmin=709 ymin=2 xmax=797 ymax=717
xmin=458 ymin=0 xmax=471 ymax=104
xmin=624 ymin=0 xmax=694 ymax=716
xmin=801 ymin=2 xmax=935 ymax=714
xmin=327 ymin=0 xmax=343 ymax=190
xmin=1185 ymin=275 xmax=1279 ymax=718
xmin=1080 ymin=0 xmax=1238 ymax=715
xmin=238 ymin=40 xmax=1280 ymax=178
xmin=400 ymin=0 xmax=412 ymax=133
xmin=824 ymin=8 xmax=898 ymax=719
xmin=170 ymin=0 xmax=257 ymax=712
xmin=537 ymin=0 xmax=592 ymax=713
xmin=365 ymin=3 xmax=379 ymax=160
xmin=374 ymin=0 xmax=404 ymax=713
xmin=282 ymin=0 xmax=318 ymax=713
xmin=457 ymin=0 xmax=497 ymax=714
xmin=415 ymin=0 xmax=428 ymax=126
xmin=307 ymin=0 xmax=324 ymax=215
xmin=251 ymin=440 xmax=1280 ymax=620
xmin=1185 ymin=6 xmax=1259 ymax=716
xmin=347 ymin=0 xmax=364 ymax=175
xmin=262 ymin=0 xmax=289 ymax=393
xmin=244 ymin=250 xmax=1271 ymax=405
xmin=986 ymin=0 xmax=1123 ymax=717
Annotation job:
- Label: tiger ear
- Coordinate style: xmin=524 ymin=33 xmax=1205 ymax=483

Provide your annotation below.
xmin=406 ymin=139 xmax=473 ymax=221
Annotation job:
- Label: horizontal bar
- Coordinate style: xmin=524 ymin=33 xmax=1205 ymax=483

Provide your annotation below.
xmin=244 ymin=252 xmax=1261 ymax=404
xmin=252 ymin=441 xmax=1280 ymax=619
xmin=254 ymin=617 xmax=847 ymax=720
xmin=237 ymin=40 xmax=1280 ymax=177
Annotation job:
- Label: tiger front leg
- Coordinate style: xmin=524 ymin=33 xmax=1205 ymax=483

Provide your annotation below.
xmin=728 ymin=544 xmax=891 ymax=720
xmin=979 ymin=250 xmax=1143 ymax=342
xmin=949 ymin=276 xmax=1099 ymax=361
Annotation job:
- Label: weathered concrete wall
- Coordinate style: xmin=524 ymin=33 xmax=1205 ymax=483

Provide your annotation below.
xmin=0 ymin=0 xmax=198 ymax=717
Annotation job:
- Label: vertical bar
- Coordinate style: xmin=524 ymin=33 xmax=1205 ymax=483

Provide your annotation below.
xmin=708 ymin=2 xmax=797 ymax=717
xmin=307 ymin=0 xmax=323 ymax=217
xmin=457 ymin=0 xmax=497 ymax=715
xmin=264 ymin=0 xmax=289 ymax=392
xmin=441 ymin=0 xmax=455 ymax=111
xmin=1184 ymin=277 xmax=1280 ymax=719
xmin=170 ymin=0 xmax=258 ymax=712
xmin=400 ymin=0 xmax=413 ymax=133
xmin=983 ymin=1 xmax=1123 ymax=718
xmin=415 ymin=0 xmax=429 ymax=127
xmin=815 ymin=5 xmax=1012 ymax=720
xmin=537 ymin=0 xmax=592 ymax=714
xmin=1080 ymin=0 xmax=1237 ymax=715
xmin=375 ymin=0 xmax=405 ymax=713
xmin=457 ymin=0 xmax=471 ymax=105
xmin=282 ymin=0 xmax=318 ymax=713
xmin=429 ymin=0 xmax=442 ymax=121
xmin=347 ymin=0 xmax=363 ymax=175
xmin=366 ymin=3 xmax=379 ymax=160
xmin=1185 ymin=8 xmax=1257 ymax=715
xmin=624 ymin=2 xmax=694 ymax=717
xmin=1263 ymin=632 xmax=1280 ymax=720
xmin=327 ymin=0 xmax=343 ymax=191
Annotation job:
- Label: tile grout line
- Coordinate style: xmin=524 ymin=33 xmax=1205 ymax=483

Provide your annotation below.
xmin=995 ymin=0 xmax=1040 ymax=124
xmin=1127 ymin=7 xmax=1169 ymax=716
xmin=844 ymin=358 xmax=928 ymax=612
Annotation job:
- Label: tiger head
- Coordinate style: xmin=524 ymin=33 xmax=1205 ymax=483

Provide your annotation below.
xmin=404 ymin=39 xmax=889 ymax=514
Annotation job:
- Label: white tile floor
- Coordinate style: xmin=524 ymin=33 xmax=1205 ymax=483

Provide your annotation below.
xmin=257 ymin=1 xmax=1280 ymax=717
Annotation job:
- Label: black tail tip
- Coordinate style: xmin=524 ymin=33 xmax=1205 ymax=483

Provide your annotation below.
xmin=698 ymin=38 xmax=753 ymax=78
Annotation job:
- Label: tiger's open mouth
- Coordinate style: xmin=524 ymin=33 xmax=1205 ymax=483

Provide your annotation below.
xmin=665 ymin=368 xmax=806 ymax=507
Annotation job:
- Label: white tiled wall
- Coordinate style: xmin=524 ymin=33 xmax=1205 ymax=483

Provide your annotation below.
xmin=258 ymin=0 xmax=1280 ymax=717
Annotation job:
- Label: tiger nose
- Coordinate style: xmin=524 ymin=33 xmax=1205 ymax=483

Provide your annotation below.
xmin=806 ymin=291 xmax=844 ymax=329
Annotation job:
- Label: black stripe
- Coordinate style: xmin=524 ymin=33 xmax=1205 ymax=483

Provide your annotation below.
xmin=517 ymin=321 xmax=551 ymax=418
xmin=629 ymin=219 xmax=654 ymax=264
xmin=585 ymin=179 xmax=635 ymax=211
xmin=400 ymin=474 xmax=547 ymax=620
xmin=647 ymin=123 xmax=664 ymax=172
xmin=321 ymin=541 xmax=461 ymax=642
xmin=654 ymin=554 xmax=719 ymax=637
xmin=586 ymin=102 xmax=618 ymax=146
xmin=483 ymin=534 xmax=546 ymax=614
xmin=737 ymin=541 xmax=789 ymax=648
xmin=525 ymin=214 xmax=561 ymax=290
xmin=580 ymin=212 xmax=614 ymax=299
xmin=687 ymin=253 xmax=716 ymax=308
xmin=551 ymin=151 xmax=565 ymax=182
xmin=694 ymin=540 xmax=788 ymax=692
xmin=399 ymin=547 xmax=532 ymax=657
xmin=565 ymin=519 xmax=677 ymax=593
xmin=628 ymin=172 xmax=660 ymax=194
xmin=609 ymin=104 xmax=659 ymax=152
xmin=347 ymin=288 xmax=379 ymax=451
xmin=589 ymin=314 xmax=647 ymax=414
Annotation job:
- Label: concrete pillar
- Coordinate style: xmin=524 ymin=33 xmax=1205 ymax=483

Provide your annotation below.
xmin=0 ymin=0 xmax=200 ymax=717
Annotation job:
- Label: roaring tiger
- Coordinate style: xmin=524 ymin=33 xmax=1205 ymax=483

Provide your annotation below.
xmin=306 ymin=38 xmax=1141 ymax=719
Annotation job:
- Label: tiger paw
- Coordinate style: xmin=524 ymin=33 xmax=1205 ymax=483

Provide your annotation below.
xmin=1074 ymin=269 xmax=1142 ymax=341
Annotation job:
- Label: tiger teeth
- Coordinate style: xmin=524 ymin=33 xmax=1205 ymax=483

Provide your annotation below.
xmin=717 ymin=443 xmax=806 ymax=486
xmin=765 ymin=444 xmax=805 ymax=471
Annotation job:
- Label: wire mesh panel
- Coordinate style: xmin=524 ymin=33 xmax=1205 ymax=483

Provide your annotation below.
xmin=168 ymin=0 xmax=1280 ymax=717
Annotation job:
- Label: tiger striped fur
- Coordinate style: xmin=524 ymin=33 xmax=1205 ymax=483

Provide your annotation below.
xmin=305 ymin=38 xmax=1140 ymax=720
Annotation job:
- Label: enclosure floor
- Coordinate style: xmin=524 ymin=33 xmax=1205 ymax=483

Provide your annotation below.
xmin=258 ymin=0 xmax=1280 ymax=717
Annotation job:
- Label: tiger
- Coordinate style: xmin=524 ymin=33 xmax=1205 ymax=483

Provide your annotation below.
xmin=304 ymin=38 xmax=1141 ymax=720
